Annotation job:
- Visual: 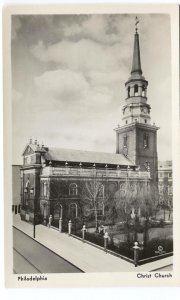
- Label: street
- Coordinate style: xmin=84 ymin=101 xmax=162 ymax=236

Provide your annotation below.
xmin=151 ymin=265 xmax=173 ymax=271
xmin=13 ymin=227 xmax=83 ymax=274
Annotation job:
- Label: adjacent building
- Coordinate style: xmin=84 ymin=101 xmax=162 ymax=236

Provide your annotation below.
xmin=158 ymin=160 xmax=173 ymax=208
xmin=12 ymin=165 xmax=21 ymax=206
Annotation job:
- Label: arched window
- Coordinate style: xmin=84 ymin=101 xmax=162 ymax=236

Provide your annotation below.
xmin=54 ymin=204 xmax=63 ymax=220
xmin=24 ymin=179 xmax=30 ymax=206
xmin=69 ymin=203 xmax=77 ymax=220
xmin=168 ymin=186 xmax=173 ymax=196
xmin=41 ymin=181 xmax=48 ymax=197
xmin=25 ymin=179 xmax=30 ymax=188
xmin=41 ymin=203 xmax=47 ymax=220
xmin=142 ymin=85 xmax=146 ymax=97
xmin=134 ymin=84 xmax=138 ymax=96
xmin=120 ymin=183 xmax=126 ymax=197
xmin=44 ymin=182 xmax=47 ymax=196
xmin=123 ymin=135 xmax=128 ymax=147
xmin=69 ymin=183 xmax=78 ymax=196
xmin=98 ymin=184 xmax=104 ymax=198
xmin=128 ymin=86 xmax=130 ymax=97
xmin=41 ymin=182 xmax=44 ymax=196
xmin=143 ymin=133 xmax=149 ymax=148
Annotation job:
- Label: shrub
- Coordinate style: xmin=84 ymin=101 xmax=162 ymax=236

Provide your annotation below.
xmin=74 ymin=230 xmax=134 ymax=259
xmin=159 ymin=219 xmax=165 ymax=227
xmin=73 ymin=231 xmax=173 ymax=262
xmin=140 ymin=237 xmax=173 ymax=259
xmin=74 ymin=231 xmax=104 ymax=247
xmin=136 ymin=224 xmax=144 ymax=233
xmin=84 ymin=232 xmax=104 ymax=247
xmin=74 ymin=230 xmax=82 ymax=238
xmin=118 ymin=241 xmax=134 ymax=259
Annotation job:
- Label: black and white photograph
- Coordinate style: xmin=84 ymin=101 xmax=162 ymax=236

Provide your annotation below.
xmin=3 ymin=4 xmax=180 ymax=288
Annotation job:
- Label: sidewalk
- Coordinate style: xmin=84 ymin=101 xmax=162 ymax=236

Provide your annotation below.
xmin=13 ymin=214 xmax=172 ymax=273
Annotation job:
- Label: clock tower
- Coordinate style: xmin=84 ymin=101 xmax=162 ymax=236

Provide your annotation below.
xmin=115 ymin=19 xmax=159 ymax=183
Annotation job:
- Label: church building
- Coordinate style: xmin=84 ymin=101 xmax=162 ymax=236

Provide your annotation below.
xmin=20 ymin=22 xmax=158 ymax=231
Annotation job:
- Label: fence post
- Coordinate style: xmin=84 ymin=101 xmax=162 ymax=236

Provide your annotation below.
xmin=133 ymin=241 xmax=140 ymax=267
xmin=59 ymin=218 xmax=62 ymax=233
xmin=82 ymin=225 xmax=86 ymax=242
xmin=104 ymin=232 xmax=109 ymax=253
xmin=48 ymin=214 xmax=52 ymax=228
xmin=68 ymin=220 xmax=72 ymax=236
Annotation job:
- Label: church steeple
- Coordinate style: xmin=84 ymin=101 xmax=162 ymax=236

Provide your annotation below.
xmin=131 ymin=31 xmax=142 ymax=75
xmin=122 ymin=17 xmax=150 ymax=126
xmin=115 ymin=17 xmax=159 ymax=183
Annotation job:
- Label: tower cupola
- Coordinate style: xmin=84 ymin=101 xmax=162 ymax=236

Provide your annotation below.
xmin=123 ymin=17 xmax=150 ymax=126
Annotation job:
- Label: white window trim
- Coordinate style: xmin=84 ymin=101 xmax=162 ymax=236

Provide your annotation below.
xmin=69 ymin=183 xmax=78 ymax=196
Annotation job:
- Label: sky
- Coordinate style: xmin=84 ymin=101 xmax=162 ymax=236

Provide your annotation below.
xmin=11 ymin=13 xmax=172 ymax=164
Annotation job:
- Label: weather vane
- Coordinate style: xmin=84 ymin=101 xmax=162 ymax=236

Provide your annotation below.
xmin=135 ymin=16 xmax=139 ymax=33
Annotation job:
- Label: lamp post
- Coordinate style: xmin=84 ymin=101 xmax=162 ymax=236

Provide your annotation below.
xmin=30 ymin=187 xmax=35 ymax=239
xmin=33 ymin=199 xmax=36 ymax=239
xmin=43 ymin=203 xmax=47 ymax=225
xmin=143 ymin=162 xmax=150 ymax=249
xmin=26 ymin=185 xmax=36 ymax=239
xmin=24 ymin=187 xmax=28 ymax=207
xmin=104 ymin=232 xmax=109 ymax=253
xmin=131 ymin=208 xmax=138 ymax=242
xmin=125 ymin=165 xmax=130 ymax=213
xmin=125 ymin=166 xmax=130 ymax=245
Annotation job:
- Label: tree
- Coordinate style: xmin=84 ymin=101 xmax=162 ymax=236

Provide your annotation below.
xmin=162 ymin=177 xmax=170 ymax=221
xmin=113 ymin=178 xmax=138 ymax=245
xmin=113 ymin=178 xmax=158 ymax=247
xmin=79 ymin=176 xmax=108 ymax=231
xmin=132 ymin=180 xmax=159 ymax=248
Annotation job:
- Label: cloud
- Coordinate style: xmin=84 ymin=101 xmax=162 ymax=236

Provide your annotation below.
xmin=63 ymin=15 xmax=121 ymax=45
xmin=34 ymin=69 xmax=89 ymax=99
xmin=11 ymin=15 xmax=132 ymax=46
xmin=33 ymin=68 xmax=115 ymax=114
xmin=31 ymin=38 xmax=130 ymax=72
xmin=88 ymin=70 xmax=125 ymax=86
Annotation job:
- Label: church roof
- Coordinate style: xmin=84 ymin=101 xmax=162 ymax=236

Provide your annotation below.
xmin=45 ymin=147 xmax=134 ymax=166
